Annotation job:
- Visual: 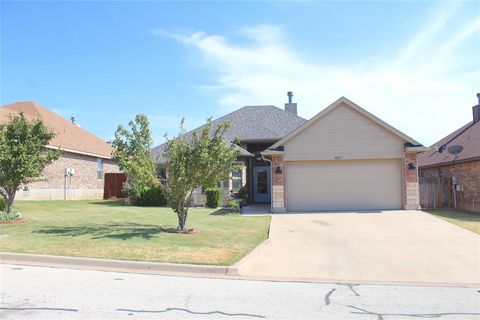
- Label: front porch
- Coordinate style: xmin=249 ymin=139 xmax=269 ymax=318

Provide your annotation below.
xmin=242 ymin=203 xmax=272 ymax=215
xmin=191 ymin=143 xmax=275 ymax=208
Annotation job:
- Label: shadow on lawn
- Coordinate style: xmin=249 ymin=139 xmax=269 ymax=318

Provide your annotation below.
xmin=34 ymin=223 xmax=178 ymax=240
xmin=209 ymin=209 xmax=237 ymax=216
xmin=88 ymin=200 xmax=126 ymax=207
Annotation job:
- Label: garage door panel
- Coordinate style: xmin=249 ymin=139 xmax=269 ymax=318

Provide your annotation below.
xmin=287 ymin=160 xmax=402 ymax=211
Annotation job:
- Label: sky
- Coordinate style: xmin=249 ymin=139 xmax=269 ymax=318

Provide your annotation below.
xmin=1 ymin=1 xmax=479 ymax=147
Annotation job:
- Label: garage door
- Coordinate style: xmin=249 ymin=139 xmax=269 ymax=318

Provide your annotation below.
xmin=287 ymin=159 xmax=402 ymax=211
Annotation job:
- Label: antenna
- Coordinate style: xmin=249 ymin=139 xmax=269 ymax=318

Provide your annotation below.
xmin=447 ymin=144 xmax=463 ymax=160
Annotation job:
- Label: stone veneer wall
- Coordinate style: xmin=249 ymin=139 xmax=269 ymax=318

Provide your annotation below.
xmin=419 ymin=160 xmax=480 ymax=213
xmin=271 ymin=155 xmax=286 ymax=212
xmin=403 ymin=152 xmax=420 ymax=210
xmin=16 ymin=151 xmax=120 ymax=200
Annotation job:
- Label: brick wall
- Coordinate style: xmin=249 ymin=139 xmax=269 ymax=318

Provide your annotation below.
xmin=403 ymin=152 xmax=420 ymax=210
xmin=16 ymin=151 xmax=120 ymax=200
xmin=419 ymin=160 xmax=480 ymax=213
xmin=271 ymin=155 xmax=286 ymax=212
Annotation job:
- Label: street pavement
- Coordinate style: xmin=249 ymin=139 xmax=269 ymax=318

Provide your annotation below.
xmin=1 ymin=264 xmax=479 ymax=319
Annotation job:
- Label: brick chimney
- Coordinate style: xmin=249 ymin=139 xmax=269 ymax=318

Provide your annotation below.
xmin=473 ymin=93 xmax=480 ymax=123
xmin=284 ymin=91 xmax=297 ymax=115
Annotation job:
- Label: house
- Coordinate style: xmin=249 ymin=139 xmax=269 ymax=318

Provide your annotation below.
xmin=152 ymin=93 xmax=427 ymax=212
xmin=417 ymin=94 xmax=480 ymax=213
xmin=0 ymin=101 xmax=120 ymax=200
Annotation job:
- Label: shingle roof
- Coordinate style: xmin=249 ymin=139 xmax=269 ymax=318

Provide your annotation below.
xmin=152 ymin=105 xmax=306 ymax=163
xmin=418 ymin=120 xmax=480 ymax=168
xmin=0 ymin=101 xmax=113 ymax=158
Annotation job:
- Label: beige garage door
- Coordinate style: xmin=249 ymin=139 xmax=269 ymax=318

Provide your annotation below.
xmin=287 ymin=159 xmax=402 ymax=211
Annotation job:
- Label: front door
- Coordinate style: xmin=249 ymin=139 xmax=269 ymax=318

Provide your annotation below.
xmin=253 ymin=166 xmax=271 ymax=203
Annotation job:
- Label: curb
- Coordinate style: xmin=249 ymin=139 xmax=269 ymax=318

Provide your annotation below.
xmin=0 ymin=252 xmax=238 ymax=277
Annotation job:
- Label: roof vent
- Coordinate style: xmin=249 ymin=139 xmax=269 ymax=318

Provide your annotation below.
xmin=473 ymin=93 xmax=480 ymax=123
xmin=285 ymin=91 xmax=297 ymax=115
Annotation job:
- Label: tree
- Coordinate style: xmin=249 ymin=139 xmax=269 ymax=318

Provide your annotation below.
xmin=164 ymin=119 xmax=240 ymax=232
xmin=0 ymin=113 xmax=60 ymax=214
xmin=110 ymin=114 xmax=159 ymax=204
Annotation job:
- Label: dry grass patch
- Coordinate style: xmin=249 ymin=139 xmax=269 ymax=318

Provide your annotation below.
xmin=423 ymin=209 xmax=480 ymax=235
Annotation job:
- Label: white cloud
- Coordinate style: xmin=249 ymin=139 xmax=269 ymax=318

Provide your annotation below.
xmin=151 ymin=4 xmax=479 ymax=146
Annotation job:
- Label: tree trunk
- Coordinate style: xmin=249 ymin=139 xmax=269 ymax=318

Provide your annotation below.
xmin=177 ymin=189 xmax=194 ymax=232
xmin=6 ymin=191 xmax=15 ymax=214
xmin=178 ymin=213 xmax=187 ymax=232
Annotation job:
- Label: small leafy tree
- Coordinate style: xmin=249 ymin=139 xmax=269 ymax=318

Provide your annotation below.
xmin=0 ymin=113 xmax=60 ymax=213
xmin=110 ymin=114 xmax=160 ymax=205
xmin=164 ymin=119 xmax=240 ymax=232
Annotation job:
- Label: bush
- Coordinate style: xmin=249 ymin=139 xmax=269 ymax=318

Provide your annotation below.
xmin=137 ymin=185 xmax=167 ymax=207
xmin=0 ymin=198 xmax=6 ymax=212
xmin=0 ymin=211 xmax=21 ymax=222
xmin=228 ymin=199 xmax=241 ymax=213
xmin=206 ymin=187 xmax=222 ymax=208
xmin=125 ymin=184 xmax=167 ymax=207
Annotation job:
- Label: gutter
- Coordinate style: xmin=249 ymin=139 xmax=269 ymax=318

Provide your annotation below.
xmin=405 ymin=146 xmax=431 ymax=154
xmin=45 ymin=145 xmax=112 ymax=160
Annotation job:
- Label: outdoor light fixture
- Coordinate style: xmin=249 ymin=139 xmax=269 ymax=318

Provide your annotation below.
xmin=408 ymin=163 xmax=416 ymax=170
xmin=275 ymin=166 xmax=282 ymax=174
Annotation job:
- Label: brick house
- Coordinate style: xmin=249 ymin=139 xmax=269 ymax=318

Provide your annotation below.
xmin=417 ymin=94 xmax=480 ymax=213
xmin=0 ymin=101 xmax=120 ymax=200
xmin=153 ymin=94 xmax=427 ymax=212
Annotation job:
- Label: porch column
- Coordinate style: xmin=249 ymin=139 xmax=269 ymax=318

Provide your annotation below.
xmin=271 ymin=155 xmax=287 ymax=213
xmin=403 ymin=151 xmax=420 ymax=210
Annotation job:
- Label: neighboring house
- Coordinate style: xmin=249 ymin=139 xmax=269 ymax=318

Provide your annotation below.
xmin=152 ymin=93 xmax=427 ymax=212
xmin=0 ymin=101 xmax=120 ymax=200
xmin=417 ymin=94 xmax=480 ymax=213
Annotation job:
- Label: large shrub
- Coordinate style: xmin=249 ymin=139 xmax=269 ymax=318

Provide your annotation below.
xmin=136 ymin=185 xmax=167 ymax=207
xmin=110 ymin=114 xmax=159 ymax=205
xmin=123 ymin=184 xmax=167 ymax=207
xmin=206 ymin=187 xmax=222 ymax=208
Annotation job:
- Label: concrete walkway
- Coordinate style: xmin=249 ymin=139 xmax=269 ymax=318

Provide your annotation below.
xmin=235 ymin=210 xmax=480 ymax=285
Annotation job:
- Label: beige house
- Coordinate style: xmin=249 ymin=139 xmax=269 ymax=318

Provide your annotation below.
xmin=263 ymin=97 xmax=428 ymax=212
xmin=0 ymin=101 xmax=120 ymax=200
xmin=153 ymin=94 xmax=427 ymax=212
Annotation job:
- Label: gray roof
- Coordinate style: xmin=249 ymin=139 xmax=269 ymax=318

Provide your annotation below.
xmin=152 ymin=105 xmax=306 ymax=163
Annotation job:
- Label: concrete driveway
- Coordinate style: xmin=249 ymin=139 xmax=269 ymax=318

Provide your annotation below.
xmin=236 ymin=210 xmax=480 ymax=285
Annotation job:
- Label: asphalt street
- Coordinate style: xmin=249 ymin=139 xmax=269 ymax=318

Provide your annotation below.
xmin=1 ymin=264 xmax=479 ymax=320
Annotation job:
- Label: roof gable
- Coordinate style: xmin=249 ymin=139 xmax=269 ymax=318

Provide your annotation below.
xmin=270 ymin=96 xmax=421 ymax=150
xmin=0 ymin=101 xmax=113 ymax=158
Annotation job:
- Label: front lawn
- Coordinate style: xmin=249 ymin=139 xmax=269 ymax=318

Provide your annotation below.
xmin=0 ymin=200 xmax=271 ymax=265
xmin=423 ymin=209 xmax=480 ymax=235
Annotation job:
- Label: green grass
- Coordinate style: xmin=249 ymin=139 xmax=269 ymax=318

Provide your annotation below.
xmin=423 ymin=209 xmax=480 ymax=235
xmin=0 ymin=200 xmax=271 ymax=265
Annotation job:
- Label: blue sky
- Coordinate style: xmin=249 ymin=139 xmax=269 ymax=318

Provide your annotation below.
xmin=1 ymin=1 xmax=479 ymax=147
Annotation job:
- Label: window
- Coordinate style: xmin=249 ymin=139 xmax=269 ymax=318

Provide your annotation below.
xmin=97 ymin=159 xmax=103 ymax=179
xmin=232 ymin=168 xmax=243 ymax=191
xmin=256 ymin=170 xmax=267 ymax=194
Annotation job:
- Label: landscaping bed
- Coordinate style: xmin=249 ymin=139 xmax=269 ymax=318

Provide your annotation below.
xmin=0 ymin=200 xmax=271 ymax=265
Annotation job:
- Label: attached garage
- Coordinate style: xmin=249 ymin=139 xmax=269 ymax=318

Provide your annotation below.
xmin=264 ymin=97 xmax=427 ymax=213
xmin=286 ymin=159 xmax=403 ymax=211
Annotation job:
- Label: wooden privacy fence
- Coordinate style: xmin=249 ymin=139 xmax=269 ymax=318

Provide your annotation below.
xmin=104 ymin=173 xmax=126 ymax=199
xmin=419 ymin=176 xmax=454 ymax=209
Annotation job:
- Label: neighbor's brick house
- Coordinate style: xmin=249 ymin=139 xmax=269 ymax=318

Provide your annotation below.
xmin=0 ymin=101 xmax=120 ymax=200
xmin=418 ymin=95 xmax=480 ymax=213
